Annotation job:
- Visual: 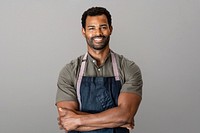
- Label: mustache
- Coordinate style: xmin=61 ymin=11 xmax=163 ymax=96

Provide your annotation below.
xmin=91 ymin=35 xmax=106 ymax=39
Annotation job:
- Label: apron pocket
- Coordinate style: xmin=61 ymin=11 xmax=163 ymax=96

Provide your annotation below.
xmin=96 ymin=89 xmax=115 ymax=110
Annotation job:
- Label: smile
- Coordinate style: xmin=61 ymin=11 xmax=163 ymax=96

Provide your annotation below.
xmin=93 ymin=37 xmax=104 ymax=42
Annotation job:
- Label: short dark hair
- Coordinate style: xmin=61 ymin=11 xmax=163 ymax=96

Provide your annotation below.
xmin=81 ymin=7 xmax=112 ymax=29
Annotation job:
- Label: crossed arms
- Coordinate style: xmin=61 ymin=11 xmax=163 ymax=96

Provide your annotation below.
xmin=56 ymin=92 xmax=141 ymax=132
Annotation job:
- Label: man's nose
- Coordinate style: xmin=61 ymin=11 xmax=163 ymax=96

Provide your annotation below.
xmin=95 ymin=28 xmax=103 ymax=36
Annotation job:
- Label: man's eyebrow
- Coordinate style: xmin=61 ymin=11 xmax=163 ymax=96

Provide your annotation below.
xmin=100 ymin=24 xmax=108 ymax=26
xmin=87 ymin=24 xmax=108 ymax=27
xmin=87 ymin=25 xmax=95 ymax=27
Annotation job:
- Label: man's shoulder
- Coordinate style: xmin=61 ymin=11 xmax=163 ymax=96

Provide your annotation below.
xmin=60 ymin=54 xmax=84 ymax=74
xmin=67 ymin=54 xmax=84 ymax=67
xmin=113 ymin=52 xmax=136 ymax=65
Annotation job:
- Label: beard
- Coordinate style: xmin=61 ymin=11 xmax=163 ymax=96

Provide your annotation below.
xmin=86 ymin=35 xmax=110 ymax=50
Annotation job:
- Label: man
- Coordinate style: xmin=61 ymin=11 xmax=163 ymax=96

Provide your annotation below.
xmin=56 ymin=7 xmax=143 ymax=133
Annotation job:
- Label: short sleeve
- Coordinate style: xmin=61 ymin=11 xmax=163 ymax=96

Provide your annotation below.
xmin=121 ymin=60 xmax=143 ymax=97
xmin=56 ymin=64 xmax=78 ymax=104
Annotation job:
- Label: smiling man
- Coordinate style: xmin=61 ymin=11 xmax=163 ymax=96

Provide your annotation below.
xmin=56 ymin=7 xmax=143 ymax=133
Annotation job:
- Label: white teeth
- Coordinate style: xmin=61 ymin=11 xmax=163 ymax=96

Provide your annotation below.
xmin=94 ymin=37 xmax=103 ymax=41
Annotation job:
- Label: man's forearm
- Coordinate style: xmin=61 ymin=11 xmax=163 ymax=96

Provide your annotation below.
xmin=59 ymin=106 xmax=133 ymax=131
xmin=69 ymin=109 xmax=132 ymax=131
xmin=77 ymin=93 xmax=141 ymax=129
xmin=74 ymin=124 xmax=133 ymax=132
xmin=77 ymin=106 xmax=134 ymax=129
xmin=59 ymin=93 xmax=141 ymax=131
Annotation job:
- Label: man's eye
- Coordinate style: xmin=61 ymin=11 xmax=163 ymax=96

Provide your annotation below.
xmin=88 ymin=27 xmax=95 ymax=30
xmin=101 ymin=26 xmax=107 ymax=29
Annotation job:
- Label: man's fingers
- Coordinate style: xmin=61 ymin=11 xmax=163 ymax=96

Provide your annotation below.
xmin=58 ymin=107 xmax=67 ymax=117
xmin=57 ymin=108 xmax=66 ymax=130
xmin=57 ymin=117 xmax=65 ymax=130
xmin=58 ymin=107 xmax=63 ymax=112
xmin=59 ymin=123 xmax=64 ymax=130
xmin=121 ymin=123 xmax=134 ymax=130
xmin=57 ymin=118 xmax=64 ymax=130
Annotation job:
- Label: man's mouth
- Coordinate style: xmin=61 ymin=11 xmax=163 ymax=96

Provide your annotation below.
xmin=93 ymin=37 xmax=104 ymax=43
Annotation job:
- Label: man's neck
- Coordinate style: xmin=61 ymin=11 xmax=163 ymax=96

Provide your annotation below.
xmin=87 ymin=46 xmax=110 ymax=66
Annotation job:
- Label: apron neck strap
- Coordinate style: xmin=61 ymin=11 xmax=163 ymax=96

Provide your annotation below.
xmin=78 ymin=52 xmax=120 ymax=80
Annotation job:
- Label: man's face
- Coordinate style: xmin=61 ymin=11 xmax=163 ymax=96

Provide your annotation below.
xmin=82 ymin=15 xmax=112 ymax=50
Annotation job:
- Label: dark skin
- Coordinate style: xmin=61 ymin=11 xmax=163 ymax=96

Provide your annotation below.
xmin=57 ymin=15 xmax=142 ymax=132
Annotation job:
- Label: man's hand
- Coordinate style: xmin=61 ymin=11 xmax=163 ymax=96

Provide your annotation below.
xmin=58 ymin=108 xmax=81 ymax=131
xmin=120 ymin=120 xmax=134 ymax=130
xmin=57 ymin=108 xmax=64 ymax=130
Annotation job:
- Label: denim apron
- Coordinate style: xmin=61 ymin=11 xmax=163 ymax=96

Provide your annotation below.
xmin=69 ymin=52 xmax=129 ymax=133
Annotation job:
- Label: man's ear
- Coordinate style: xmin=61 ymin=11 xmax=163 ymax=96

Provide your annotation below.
xmin=110 ymin=26 xmax=113 ymax=35
xmin=82 ymin=28 xmax=86 ymax=37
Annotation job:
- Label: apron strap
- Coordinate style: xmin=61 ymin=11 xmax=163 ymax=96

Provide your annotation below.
xmin=76 ymin=53 xmax=87 ymax=109
xmin=111 ymin=52 xmax=120 ymax=81
xmin=76 ymin=51 xmax=120 ymax=109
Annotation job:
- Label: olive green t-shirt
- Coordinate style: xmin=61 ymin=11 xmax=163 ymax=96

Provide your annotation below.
xmin=56 ymin=51 xmax=143 ymax=103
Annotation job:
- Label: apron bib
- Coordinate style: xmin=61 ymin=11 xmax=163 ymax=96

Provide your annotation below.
xmin=69 ymin=52 xmax=129 ymax=133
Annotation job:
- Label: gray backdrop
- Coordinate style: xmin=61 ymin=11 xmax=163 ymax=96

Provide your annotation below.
xmin=0 ymin=0 xmax=200 ymax=133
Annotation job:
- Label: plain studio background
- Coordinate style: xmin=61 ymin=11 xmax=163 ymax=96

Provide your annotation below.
xmin=0 ymin=0 xmax=200 ymax=133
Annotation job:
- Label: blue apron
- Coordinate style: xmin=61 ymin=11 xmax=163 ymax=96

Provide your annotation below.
xmin=69 ymin=52 xmax=129 ymax=133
